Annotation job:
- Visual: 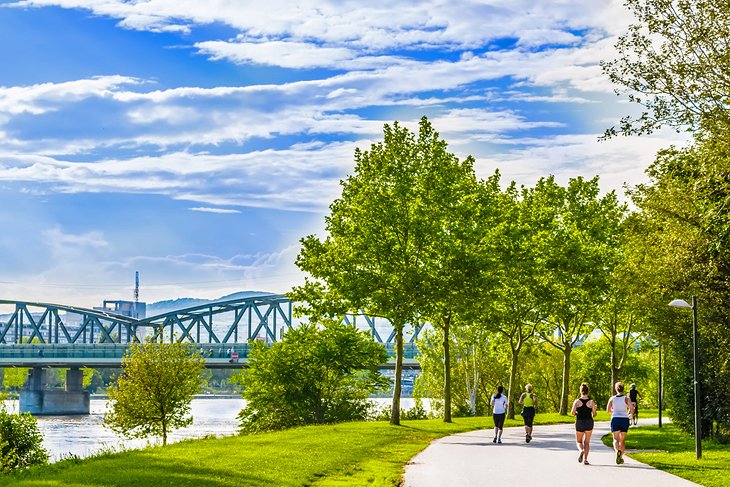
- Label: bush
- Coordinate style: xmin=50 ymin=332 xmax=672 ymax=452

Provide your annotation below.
xmin=235 ymin=321 xmax=389 ymax=433
xmin=372 ymin=399 xmax=434 ymax=421
xmin=0 ymin=408 xmax=48 ymax=473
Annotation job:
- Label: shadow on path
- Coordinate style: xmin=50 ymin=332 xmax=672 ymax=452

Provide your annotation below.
xmin=403 ymin=419 xmax=699 ymax=487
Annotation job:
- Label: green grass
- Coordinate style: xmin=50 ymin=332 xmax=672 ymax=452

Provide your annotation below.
xmin=601 ymin=424 xmax=729 ymax=487
xmin=1 ymin=411 xmax=606 ymax=487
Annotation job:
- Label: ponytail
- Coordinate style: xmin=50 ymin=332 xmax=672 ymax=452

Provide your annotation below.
xmin=495 ymin=385 xmax=504 ymax=399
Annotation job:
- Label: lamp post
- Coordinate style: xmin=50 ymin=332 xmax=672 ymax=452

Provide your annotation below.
xmin=668 ymin=295 xmax=701 ymax=460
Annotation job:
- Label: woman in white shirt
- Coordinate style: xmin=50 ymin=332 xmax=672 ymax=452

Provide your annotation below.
xmin=490 ymin=385 xmax=509 ymax=444
xmin=606 ymin=381 xmax=635 ymax=465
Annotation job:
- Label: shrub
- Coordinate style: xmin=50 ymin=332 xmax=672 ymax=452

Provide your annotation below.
xmin=0 ymin=408 xmax=48 ymax=473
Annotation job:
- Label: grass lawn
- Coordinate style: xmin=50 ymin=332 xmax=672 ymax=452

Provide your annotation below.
xmin=601 ymin=424 xmax=729 ymax=487
xmin=0 ymin=411 xmax=629 ymax=487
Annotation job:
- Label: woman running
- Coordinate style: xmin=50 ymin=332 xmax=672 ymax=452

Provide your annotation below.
xmin=607 ymin=381 xmax=635 ymax=464
xmin=518 ymin=384 xmax=537 ymax=443
xmin=490 ymin=385 xmax=508 ymax=444
xmin=570 ymin=383 xmax=597 ymax=465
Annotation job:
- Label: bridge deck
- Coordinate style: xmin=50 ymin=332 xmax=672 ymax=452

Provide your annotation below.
xmin=0 ymin=343 xmax=420 ymax=369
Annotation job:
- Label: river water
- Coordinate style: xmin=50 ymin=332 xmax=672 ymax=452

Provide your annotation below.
xmin=5 ymin=397 xmax=421 ymax=461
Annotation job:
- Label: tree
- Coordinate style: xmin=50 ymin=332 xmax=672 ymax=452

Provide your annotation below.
xmin=2 ymin=369 xmax=27 ymax=393
xmin=530 ymin=176 xmax=625 ymax=414
xmin=486 ymin=182 xmax=542 ymax=419
xmin=294 ymin=117 xmax=466 ymax=425
xmin=624 ymin=141 xmax=730 ymax=438
xmin=419 ymin=165 xmax=500 ymax=423
xmin=0 ymin=408 xmax=48 ymax=473
xmin=235 ymin=321 xmax=388 ymax=433
xmin=415 ymin=326 xmax=507 ymax=417
xmin=103 ymin=342 xmax=205 ymax=446
xmin=594 ymin=243 xmax=647 ymax=398
xmin=602 ymin=0 xmax=730 ymax=137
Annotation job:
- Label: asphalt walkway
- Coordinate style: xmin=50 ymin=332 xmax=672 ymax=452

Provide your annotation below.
xmin=403 ymin=418 xmax=699 ymax=487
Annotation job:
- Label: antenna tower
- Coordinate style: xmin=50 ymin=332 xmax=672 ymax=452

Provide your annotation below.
xmin=133 ymin=271 xmax=139 ymax=319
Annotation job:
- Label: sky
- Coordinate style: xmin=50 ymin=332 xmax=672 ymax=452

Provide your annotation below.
xmin=0 ymin=0 xmax=687 ymax=308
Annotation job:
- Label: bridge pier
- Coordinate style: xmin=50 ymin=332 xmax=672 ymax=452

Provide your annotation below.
xmin=19 ymin=368 xmax=90 ymax=415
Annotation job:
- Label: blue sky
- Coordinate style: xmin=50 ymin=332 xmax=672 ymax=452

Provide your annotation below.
xmin=0 ymin=0 xmax=684 ymax=307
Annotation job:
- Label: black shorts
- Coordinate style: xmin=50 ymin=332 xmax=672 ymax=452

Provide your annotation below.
xmin=575 ymin=418 xmax=594 ymax=432
xmin=521 ymin=406 xmax=535 ymax=427
xmin=493 ymin=412 xmax=506 ymax=429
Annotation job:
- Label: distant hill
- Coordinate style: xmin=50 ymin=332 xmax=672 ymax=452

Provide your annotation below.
xmin=146 ymin=290 xmax=274 ymax=316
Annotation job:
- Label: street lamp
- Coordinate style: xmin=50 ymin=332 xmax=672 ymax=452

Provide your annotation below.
xmin=668 ymin=295 xmax=701 ymax=460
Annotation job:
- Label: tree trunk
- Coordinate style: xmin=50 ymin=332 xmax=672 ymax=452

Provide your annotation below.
xmin=162 ymin=420 xmax=167 ymax=446
xmin=443 ymin=315 xmax=452 ymax=423
xmin=390 ymin=327 xmax=403 ymax=426
xmin=507 ymin=346 xmax=520 ymax=419
xmin=559 ymin=346 xmax=571 ymax=415
xmin=610 ymin=343 xmax=618 ymax=399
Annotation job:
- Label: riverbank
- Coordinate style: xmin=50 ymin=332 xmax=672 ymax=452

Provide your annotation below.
xmin=0 ymin=411 xmax=660 ymax=486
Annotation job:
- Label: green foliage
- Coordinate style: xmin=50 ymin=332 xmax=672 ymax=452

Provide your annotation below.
xmin=2 ymin=369 xmax=27 ymax=392
xmin=415 ymin=328 xmax=508 ymax=416
xmin=570 ymin=338 xmax=654 ymax=409
xmin=603 ymin=0 xmax=730 ymax=137
xmin=529 ymin=175 xmax=626 ymax=414
xmin=103 ymin=342 xmax=205 ymax=446
xmin=292 ymin=117 xmax=480 ymax=425
xmin=0 ymin=408 xmax=48 ymax=473
xmin=623 ymin=139 xmax=730 ymax=438
xmin=235 ymin=321 xmax=389 ymax=433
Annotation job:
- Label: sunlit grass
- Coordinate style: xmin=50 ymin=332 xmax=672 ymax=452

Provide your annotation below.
xmin=601 ymin=424 xmax=729 ymax=487
xmin=0 ymin=411 xmax=607 ymax=486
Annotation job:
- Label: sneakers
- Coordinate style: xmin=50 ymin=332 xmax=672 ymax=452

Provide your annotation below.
xmin=583 ymin=460 xmax=590 ymax=465
xmin=526 ymin=435 xmax=532 ymax=443
xmin=497 ymin=438 xmax=502 ymax=444
xmin=493 ymin=437 xmax=497 ymax=443
xmin=578 ymin=451 xmax=584 ymax=463
xmin=616 ymin=451 xmax=624 ymax=464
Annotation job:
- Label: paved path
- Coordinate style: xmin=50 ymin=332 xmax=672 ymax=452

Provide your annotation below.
xmin=403 ymin=418 xmax=699 ymax=487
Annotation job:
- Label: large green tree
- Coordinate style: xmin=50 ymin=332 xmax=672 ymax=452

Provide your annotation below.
xmin=104 ymin=342 xmax=205 ymax=446
xmin=420 ymin=170 xmax=504 ymax=422
xmin=625 ymin=141 xmax=730 ymax=437
xmin=235 ymin=321 xmax=388 ymax=433
xmin=530 ymin=176 xmax=625 ymax=414
xmin=487 ymin=182 xmax=542 ymax=419
xmin=294 ymin=117 xmax=474 ymax=425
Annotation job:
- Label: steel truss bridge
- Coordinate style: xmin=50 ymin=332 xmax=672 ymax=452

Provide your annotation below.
xmin=0 ymin=293 xmax=420 ymax=369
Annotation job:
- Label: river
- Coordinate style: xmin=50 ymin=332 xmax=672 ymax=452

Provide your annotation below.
xmin=5 ymin=397 xmax=422 ymax=461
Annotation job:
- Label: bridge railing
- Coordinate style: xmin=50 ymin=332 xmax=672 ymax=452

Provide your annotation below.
xmin=0 ymin=342 xmax=419 ymax=364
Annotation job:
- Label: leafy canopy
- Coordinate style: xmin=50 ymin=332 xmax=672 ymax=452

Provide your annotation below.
xmin=603 ymin=0 xmax=730 ymax=137
xmin=103 ymin=342 xmax=205 ymax=446
xmin=235 ymin=321 xmax=388 ymax=433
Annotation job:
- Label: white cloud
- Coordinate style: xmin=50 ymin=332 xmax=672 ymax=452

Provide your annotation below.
xmin=8 ymin=1 xmax=632 ymax=50
xmin=189 ymin=207 xmax=241 ymax=214
xmin=196 ymin=40 xmax=355 ymax=69
xmin=0 ymin=76 xmax=140 ymax=115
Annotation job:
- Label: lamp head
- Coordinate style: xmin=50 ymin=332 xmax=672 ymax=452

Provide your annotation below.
xmin=668 ymin=299 xmax=692 ymax=309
